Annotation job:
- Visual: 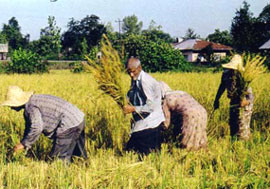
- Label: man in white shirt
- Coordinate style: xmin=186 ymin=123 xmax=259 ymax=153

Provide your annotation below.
xmin=123 ymin=57 xmax=165 ymax=155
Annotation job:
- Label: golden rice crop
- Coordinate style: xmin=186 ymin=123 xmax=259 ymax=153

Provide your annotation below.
xmin=0 ymin=71 xmax=270 ymax=188
xmin=238 ymin=53 xmax=267 ymax=97
xmin=83 ymin=34 xmax=127 ymax=108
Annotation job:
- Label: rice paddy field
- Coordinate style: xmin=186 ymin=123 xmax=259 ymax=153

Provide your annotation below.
xmin=0 ymin=70 xmax=270 ymax=188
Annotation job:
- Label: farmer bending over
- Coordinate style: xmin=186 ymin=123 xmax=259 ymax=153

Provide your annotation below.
xmin=123 ymin=57 xmax=165 ymax=155
xmin=160 ymin=81 xmax=208 ymax=150
xmin=1 ymin=86 xmax=87 ymax=162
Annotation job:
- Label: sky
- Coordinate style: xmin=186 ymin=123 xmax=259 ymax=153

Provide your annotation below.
xmin=0 ymin=0 xmax=269 ymax=41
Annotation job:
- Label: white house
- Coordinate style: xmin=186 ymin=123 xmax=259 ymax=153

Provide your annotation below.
xmin=172 ymin=39 xmax=232 ymax=62
xmin=0 ymin=43 xmax=8 ymax=60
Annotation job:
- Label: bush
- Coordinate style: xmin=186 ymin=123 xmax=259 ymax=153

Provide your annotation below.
xmin=123 ymin=34 xmax=192 ymax=72
xmin=5 ymin=48 xmax=48 ymax=74
xmin=69 ymin=61 xmax=84 ymax=73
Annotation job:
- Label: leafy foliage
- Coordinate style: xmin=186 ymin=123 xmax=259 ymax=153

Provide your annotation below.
xmin=1 ymin=17 xmax=29 ymax=51
xmin=61 ymin=15 xmax=106 ymax=59
xmin=206 ymin=29 xmax=233 ymax=47
xmin=5 ymin=48 xmax=48 ymax=74
xmin=123 ymin=34 xmax=191 ymax=72
xmin=122 ymin=15 xmax=143 ymax=35
xmin=183 ymin=28 xmax=200 ymax=40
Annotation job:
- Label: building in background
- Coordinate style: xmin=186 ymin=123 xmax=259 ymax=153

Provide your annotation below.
xmin=172 ymin=39 xmax=232 ymax=63
xmin=0 ymin=44 xmax=8 ymax=60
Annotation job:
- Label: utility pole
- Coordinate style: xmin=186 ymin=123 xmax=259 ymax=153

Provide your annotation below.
xmin=115 ymin=18 xmax=123 ymax=39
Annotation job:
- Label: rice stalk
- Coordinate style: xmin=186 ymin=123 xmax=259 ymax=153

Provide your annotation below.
xmin=238 ymin=53 xmax=267 ymax=97
xmin=83 ymin=34 xmax=127 ymax=108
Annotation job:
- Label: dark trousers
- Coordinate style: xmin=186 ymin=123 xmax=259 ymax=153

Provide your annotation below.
xmin=50 ymin=120 xmax=87 ymax=162
xmin=229 ymin=98 xmax=240 ymax=137
xmin=125 ymin=125 xmax=162 ymax=155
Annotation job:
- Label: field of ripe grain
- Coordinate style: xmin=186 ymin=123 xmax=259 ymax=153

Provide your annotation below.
xmin=0 ymin=70 xmax=270 ymax=188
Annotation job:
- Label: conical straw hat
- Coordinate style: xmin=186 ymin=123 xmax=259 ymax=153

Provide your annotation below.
xmin=1 ymin=86 xmax=33 ymax=107
xmin=222 ymin=54 xmax=244 ymax=71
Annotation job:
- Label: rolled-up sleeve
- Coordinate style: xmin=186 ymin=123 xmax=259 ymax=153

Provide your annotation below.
xmin=134 ymin=77 xmax=162 ymax=114
xmin=21 ymin=106 xmax=44 ymax=149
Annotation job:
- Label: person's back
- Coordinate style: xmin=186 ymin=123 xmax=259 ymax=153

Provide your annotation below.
xmin=164 ymin=91 xmax=205 ymax=114
xmin=162 ymin=90 xmax=208 ymax=150
xmin=25 ymin=94 xmax=84 ymax=138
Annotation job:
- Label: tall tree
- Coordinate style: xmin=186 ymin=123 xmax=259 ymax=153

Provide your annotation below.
xmin=122 ymin=15 xmax=143 ymax=35
xmin=230 ymin=1 xmax=255 ymax=52
xmin=61 ymin=15 xmax=106 ymax=59
xmin=2 ymin=17 xmax=29 ymax=50
xmin=40 ymin=16 xmax=62 ymax=57
xmin=183 ymin=28 xmax=200 ymax=39
xmin=142 ymin=20 xmax=174 ymax=43
xmin=206 ymin=29 xmax=232 ymax=46
xmin=258 ymin=4 xmax=270 ymax=23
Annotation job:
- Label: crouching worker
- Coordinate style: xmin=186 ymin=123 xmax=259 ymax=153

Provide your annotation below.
xmin=160 ymin=82 xmax=208 ymax=150
xmin=1 ymin=86 xmax=87 ymax=162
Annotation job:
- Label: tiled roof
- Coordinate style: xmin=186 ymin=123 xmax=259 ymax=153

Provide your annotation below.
xmin=0 ymin=44 xmax=8 ymax=53
xmin=259 ymin=39 xmax=270 ymax=49
xmin=173 ymin=39 xmax=232 ymax=51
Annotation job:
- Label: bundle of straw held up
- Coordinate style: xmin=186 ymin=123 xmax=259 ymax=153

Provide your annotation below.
xmin=238 ymin=53 xmax=267 ymax=97
xmin=83 ymin=34 xmax=127 ymax=109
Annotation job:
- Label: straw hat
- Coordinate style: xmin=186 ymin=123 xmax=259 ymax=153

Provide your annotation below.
xmin=222 ymin=54 xmax=244 ymax=71
xmin=1 ymin=86 xmax=33 ymax=107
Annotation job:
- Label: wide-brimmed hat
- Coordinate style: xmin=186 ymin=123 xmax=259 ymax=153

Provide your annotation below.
xmin=1 ymin=86 xmax=33 ymax=107
xmin=222 ymin=54 xmax=244 ymax=71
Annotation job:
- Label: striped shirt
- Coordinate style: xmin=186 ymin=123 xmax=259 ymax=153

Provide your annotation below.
xmin=127 ymin=70 xmax=165 ymax=133
xmin=21 ymin=94 xmax=84 ymax=149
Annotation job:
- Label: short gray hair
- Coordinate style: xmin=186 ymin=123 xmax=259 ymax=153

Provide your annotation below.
xmin=127 ymin=57 xmax=141 ymax=68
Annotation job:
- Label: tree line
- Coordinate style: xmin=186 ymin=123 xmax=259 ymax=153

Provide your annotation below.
xmin=0 ymin=1 xmax=270 ymax=73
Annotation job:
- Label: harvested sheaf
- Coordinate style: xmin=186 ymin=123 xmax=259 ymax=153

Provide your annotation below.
xmin=238 ymin=54 xmax=267 ymax=98
xmin=83 ymin=34 xmax=127 ymax=108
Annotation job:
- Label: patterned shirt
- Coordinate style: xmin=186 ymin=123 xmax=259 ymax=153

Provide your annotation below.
xmin=127 ymin=70 xmax=165 ymax=133
xmin=21 ymin=94 xmax=84 ymax=149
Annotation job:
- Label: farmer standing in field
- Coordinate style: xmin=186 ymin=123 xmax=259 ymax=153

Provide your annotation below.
xmin=1 ymin=86 xmax=87 ymax=161
xmin=123 ymin=57 xmax=165 ymax=155
xmin=213 ymin=54 xmax=254 ymax=140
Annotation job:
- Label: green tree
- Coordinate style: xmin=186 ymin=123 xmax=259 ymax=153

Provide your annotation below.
xmin=258 ymin=4 xmax=270 ymax=23
xmin=40 ymin=16 xmax=62 ymax=59
xmin=142 ymin=20 xmax=174 ymax=43
xmin=0 ymin=32 xmax=7 ymax=43
xmin=123 ymin=34 xmax=191 ymax=72
xmin=231 ymin=1 xmax=255 ymax=52
xmin=61 ymin=15 xmax=106 ymax=60
xmin=2 ymin=17 xmax=29 ymax=50
xmin=206 ymin=29 xmax=233 ymax=46
xmin=122 ymin=15 xmax=143 ymax=35
xmin=5 ymin=48 xmax=48 ymax=74
xmin=183 ymin=28 xmax=200 ymax=39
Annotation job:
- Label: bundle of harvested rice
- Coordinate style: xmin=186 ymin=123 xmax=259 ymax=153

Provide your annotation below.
xmin=238 ymin=53 xmax=267 ymax=96
xmin=83 ymin=34 xmax=127 ymax=108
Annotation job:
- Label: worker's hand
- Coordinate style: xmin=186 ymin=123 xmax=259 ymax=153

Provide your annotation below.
xmin=14 ymin=143 xmax=24 ymax=153
xmin=123 ymin=105 xmax=135 ymax=114
xmin=240 ymin=99 xmax=250 ymax=107
xmin=213 ymin=100 xmax=219 ymax=110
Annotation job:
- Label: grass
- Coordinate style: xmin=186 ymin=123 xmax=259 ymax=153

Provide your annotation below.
xmin=0 ymin=70 xmax=270 ymax=188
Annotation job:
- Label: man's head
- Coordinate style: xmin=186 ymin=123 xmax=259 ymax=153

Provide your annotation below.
xmin=1 ymin=86 xmax=33 ymax=110
xmin=126 ymin=57 xmax=142 ymax=80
